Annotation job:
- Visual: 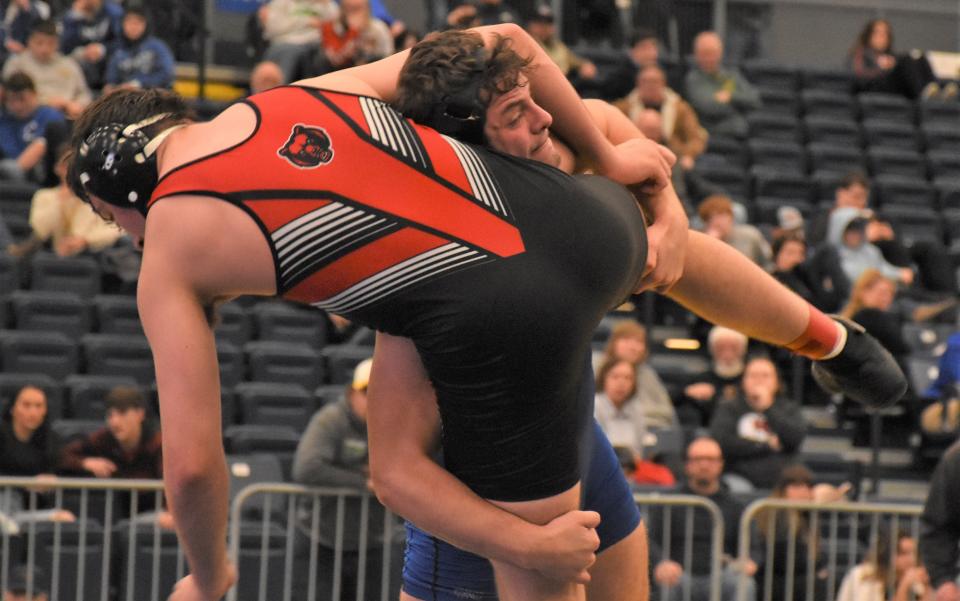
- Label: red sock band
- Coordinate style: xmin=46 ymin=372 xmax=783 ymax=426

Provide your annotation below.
xmin=785 ymin=306 xmax=840 ymax=359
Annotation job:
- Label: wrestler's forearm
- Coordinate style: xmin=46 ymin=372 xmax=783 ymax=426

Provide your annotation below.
xmin=668 ymin=231 xmax=809 ymax=344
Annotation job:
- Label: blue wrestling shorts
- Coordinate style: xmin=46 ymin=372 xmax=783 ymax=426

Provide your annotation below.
xmin=402 ymin=419 xmax=641 ymax=601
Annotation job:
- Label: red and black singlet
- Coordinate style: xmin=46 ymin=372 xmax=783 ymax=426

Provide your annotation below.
xmin=150 ymin=86 xmax=648 ymax=502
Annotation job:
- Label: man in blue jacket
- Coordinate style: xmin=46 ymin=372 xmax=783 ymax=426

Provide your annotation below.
xmin=59 ymin=0 xmax=123 ymax=88
xmin=105 ymin=5 xmax=175 ymax=90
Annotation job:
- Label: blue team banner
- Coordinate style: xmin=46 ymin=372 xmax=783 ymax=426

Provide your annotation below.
xmin=216 ymin=0 xmax=267 ymax=13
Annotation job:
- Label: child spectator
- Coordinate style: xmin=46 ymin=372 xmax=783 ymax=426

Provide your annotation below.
xmin=59 ymin=0 xmax=123 ymax=88
xmin=0 ymin=71 xmax=64 ymax=181
xmin=104 ymin=5 xmax=175 ymax=91
xmin=3 ymin=20 xmax=91 ymax=119
xmin=317 ymin=0 xmax=392 ymax=72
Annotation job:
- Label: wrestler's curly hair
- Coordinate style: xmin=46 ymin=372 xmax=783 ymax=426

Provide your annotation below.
xmin=393 ymin=30 xmax=533 ymax=125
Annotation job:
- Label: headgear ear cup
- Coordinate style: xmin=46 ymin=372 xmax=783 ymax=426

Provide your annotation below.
xmin=75 ymin=113 xmax=180 ymax=216
xmin=423 ymin=45 xmax=488 ymax=144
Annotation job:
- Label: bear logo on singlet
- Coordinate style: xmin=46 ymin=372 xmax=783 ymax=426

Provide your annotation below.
xmin=278 ymin=124 xmax=334 ymax=168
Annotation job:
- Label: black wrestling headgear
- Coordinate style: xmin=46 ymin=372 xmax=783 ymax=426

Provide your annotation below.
xmin=74 ymin=113 xmax=178 ymax=216
xmin=422 ymin=46 xmax=488 ymax=145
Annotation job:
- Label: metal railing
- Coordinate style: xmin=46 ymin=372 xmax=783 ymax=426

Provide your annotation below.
xmin=736 ymin=498 xmax=923 ymax=601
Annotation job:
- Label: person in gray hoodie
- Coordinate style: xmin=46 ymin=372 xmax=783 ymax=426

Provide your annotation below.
xmin=292 ymin=358 xmax=402 ymax=600
xmin=827 ymin=206 xmax=913 ymax=291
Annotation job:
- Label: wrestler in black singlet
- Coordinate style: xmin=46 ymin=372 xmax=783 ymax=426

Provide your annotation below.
xmin=149 ymin=86 xmax=647 ymax=501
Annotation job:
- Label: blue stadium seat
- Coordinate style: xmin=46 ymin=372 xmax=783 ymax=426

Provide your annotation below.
xmin=938 ymin=179 xmax=960 ymax=210
xmin=801 ymin=89 xmax=856 ymax=119
xmin=64 ymin=374 xmax=139 ymax=419
xmin=0 ymin=372 xmax=64 ymax=419
xmin=321 ymin=344 xmax=373 ymax=385
xmin=29 ymin=253 xmax=101 ymax=297
xmin=878 ymin=205 xmax=942 ymax=246
xmin=748 ymin=140 xmax=806 ymax=174
xmin=244 ymin=340 xmax=324 ymax=389
xmin=757 ymin=86 xmax=799 ymax=116
xmin=81 ymin=333 xmax=155 ymax=384
xmin=251 ymin=301 xmax=327 ymax=348
xmin=0 ymin=254 xmax=19 ymax=293
xmin=927 ymin=150 xmax=960 ymax=181
xmin=808 ymin=143 xmax=867 ymax=174
xmin=235 ymin=381 xmax=314 ymax=431
xmin=752 ymin=169 xmax=814 ymax=202
xmin=803 ymin=116 xmax=861 ymax=147
xmin=0 ymin=329 xmax=78 ymax=380
xmin=921 ymin=122 xmax=960 ymax=152
xmin=861 ymin=118 xmax=921 ymax=151
xmin=692 ymin=163 xmax=750 ymax=198
xmin=746 ymin=112 xmax=801 ymax=143
xmin=9 ymin=290 xmax=90 ymax=339
xmin=873 ymin=175 xmax=936 ymax=209
xmin=742 ymin=60 xmax=800 ymax=90
xmin=857 ymin=92 xmax=914 ymax=122
xmin=216 ymin=341 xmax=245 ymax=388
xmin=867 ymin=148 xmax=926 ymax=179
xmin=704 ymin=135 xmax=748 ymax=168
xmin=214 ymin=301 xmax=253 ymax=346
xmin=920 ymin=100 xmax=960 ymax=127
xmin=800 ymin=68 xmax=854 ymax=94
xmin=92 ymin=294 xmax=142 ymax=335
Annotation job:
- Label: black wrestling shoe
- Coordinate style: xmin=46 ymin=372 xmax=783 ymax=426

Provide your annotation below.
xmin=811 ymin=316 xmax=908 ymax=409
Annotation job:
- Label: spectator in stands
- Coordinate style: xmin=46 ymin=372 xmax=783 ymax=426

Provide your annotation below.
xmin=680 ymin=325 xmax=749 ymax=427
xmin=772 ymin=234 xmax=840 ymax=312
xmin=807 ymin=172 xmax=869 ymax=248
xmin=59 ymin=0 xmax=124 ymax=89
xmin=615 ymin=64 xmax=707 ymax=171
xmin=259 ymin=0 xmax=339 ymax=82
xmin=0 ymin=385 xmax=63 ymax=478
xmin=837 ymin=529 xmax=932 ymax=601
xmin=61 ymin=386 xmax=162 ymax=480
xmin=7 ymin=145 xmax=122 ymax=258
xmin=847 ymin=18 xmax=948 ymax=100
xmin=3 ymin=564 xmax=48 ymax=601
xmin=627 ymin=28 xmax=659 ymax=71
xmin=710 ymin=355 xmax=806 ymax=489
xmin=2 ymin=20 xmax=91 ymax=119
xmin=920 ymin=440 xmax=960 ymax=601
xmin=0 ymin=0 xmax=50 ymax=59
xmin=827 ymin=207 xmax=913 ymax=288
xmin=0 ymin=71 xmax=64 ymax=182
xmin=524 ymin=5 xmax=596 ymax=82
xmin=596 ymin=320 xmax=678 ymax=430
xmin=292 ymin=358 xmax=400 ymax=600
xmin=755 ymin=465 xmax=828 ymax=601
xmin=249 ymin=60 xmax=284 ymax=94
xmin=104 ymin=5 xmax=175 ymax=91
xmin=648 ymin=436 xmax=759 ymax=601
xmin=699 ymin=194 xmax=772 ymax=269
xmin=467 ymin=0 xmax=522 ymax=26
xmin=445 ymin=4 xmax=481 ymax=30
xmin=684 ymin=30 xmax=760 ymax=138
xmin=593 ymin=357 xmax=646 ymax=458
xmin=865 ymin=212 xmax=959 ymax=300
xmin=392 ymin=24 xmax=420 ymax=52
xmin=316 ymin=0 xmax=393 ymax=73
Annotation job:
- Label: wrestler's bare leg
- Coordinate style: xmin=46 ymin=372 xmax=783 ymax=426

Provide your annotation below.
xmin=586 ymin=521 xmax=649 ymax=601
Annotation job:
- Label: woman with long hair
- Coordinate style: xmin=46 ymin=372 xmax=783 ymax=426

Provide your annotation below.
xmin=836 ymin=529 xmax=933 ymax=601
xmin=847 ymin=18 xmax=943 ymax=99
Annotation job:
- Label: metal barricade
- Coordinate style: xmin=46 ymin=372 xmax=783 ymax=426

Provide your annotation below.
xmin=736 ymin=499 xmax=923 ymax=601
xmin=637 ymin=493 xmax=725 ymax=601
xmin=0 ymin=476 xmax=171 ymax=601
xmin=226 ymin=483 xmax=403 ymax=601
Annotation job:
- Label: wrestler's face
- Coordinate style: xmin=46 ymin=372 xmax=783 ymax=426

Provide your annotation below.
xmin=89 ymin=195 xmax=146 ymax=248
xmin=483 ymin=76 xmax=559 ymax=167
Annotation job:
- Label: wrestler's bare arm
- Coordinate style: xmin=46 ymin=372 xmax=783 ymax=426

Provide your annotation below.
xmin=368 ymin=332 xmax=602 ymax=584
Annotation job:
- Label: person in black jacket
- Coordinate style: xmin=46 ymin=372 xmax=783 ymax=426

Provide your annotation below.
xmin=919 ymin=440 xmax=960 ymax=601
xmin=710 ymin=356 xmax=807 ymax=489
xmin=648 ymin=436 xmax=760 ymax=601
xmin=0 ymin=385 xmax=63 ymax=478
